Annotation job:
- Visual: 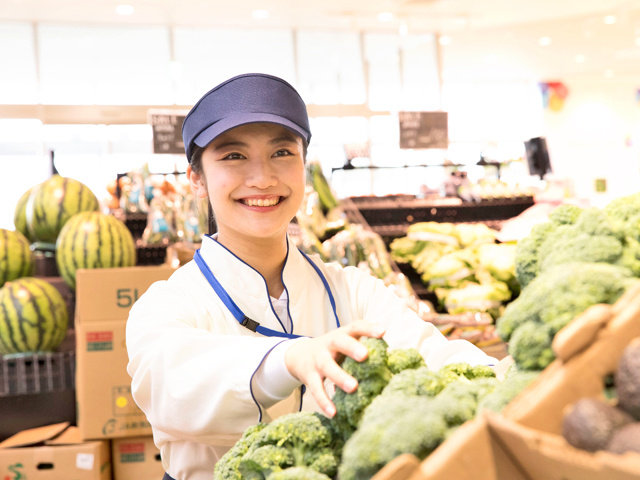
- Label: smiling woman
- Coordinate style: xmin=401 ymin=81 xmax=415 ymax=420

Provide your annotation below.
xmin=126 ymin=72 xmax=497 ymax=480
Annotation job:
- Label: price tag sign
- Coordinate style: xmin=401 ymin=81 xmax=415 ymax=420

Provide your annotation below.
xmin=149 ymin=110 xmax=188 ymax=154
xmin=399 ymin=111 xmax=448 ymax=149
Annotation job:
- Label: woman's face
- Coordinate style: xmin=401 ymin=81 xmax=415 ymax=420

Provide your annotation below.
xmin=189 ymin=122 xmax=306 ymax=245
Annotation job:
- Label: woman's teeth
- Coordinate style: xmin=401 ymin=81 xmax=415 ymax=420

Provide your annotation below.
xmin=243 ymin=197 xmax=280 ymax=207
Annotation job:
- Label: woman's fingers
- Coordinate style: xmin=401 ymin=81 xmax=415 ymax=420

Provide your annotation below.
xmin=306 ymin=372 xmax=336 ymax=417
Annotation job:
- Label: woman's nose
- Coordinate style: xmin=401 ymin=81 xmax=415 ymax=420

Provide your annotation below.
xmin=245 ymin=158 xmax=278 ymax=188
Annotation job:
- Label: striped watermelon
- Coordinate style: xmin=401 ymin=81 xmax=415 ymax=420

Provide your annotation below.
xmin=26 ymin=175 xmax=100 ymax=244
xmin=0 ymin=277 xmax=68 ymax=354
xmin=0 ymin=229 xmax=35 ymax=288
xmin=56 ymin=211 xmax=136 ymax=290
xmin=13 ymin=187 xmax=34 ymax=242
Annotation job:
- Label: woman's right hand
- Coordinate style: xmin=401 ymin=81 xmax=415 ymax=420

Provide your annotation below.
xmin=283 ymin=321 xmax=385 ymax=418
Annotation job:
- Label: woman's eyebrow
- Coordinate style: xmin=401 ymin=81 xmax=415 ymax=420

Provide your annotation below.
xmin=212 ymin=140 xmax=247 ymax=150
xmin=269 ymin=133 xmax=299 ymax=144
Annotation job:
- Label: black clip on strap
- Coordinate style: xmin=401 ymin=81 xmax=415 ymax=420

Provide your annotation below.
xmin=241 ymin=317 xmax=260 ymax=332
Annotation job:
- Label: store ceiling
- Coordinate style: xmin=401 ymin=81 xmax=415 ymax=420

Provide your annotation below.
xmin=2 ymin=0 xmax=640 ymax=79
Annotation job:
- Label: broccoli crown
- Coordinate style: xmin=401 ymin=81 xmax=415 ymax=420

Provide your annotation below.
xmin=478 ymin=370 xmax=540 ymax=413
xmin=548 ymin=203 xmax=583 ymax=225
xmin=514 ymin=221 xmax=558 ymax=288
xmin=338 ymin=394 xmax=448 ymax=480
xmin=438 ymin=363 xmax=496 ymax=380
xmin=497 ymin=262 xmax=633 ymax=343
xmin=265 ymin=466 xmax=332 ymax=480
xmin=214 ymin=423 xmax=268 ymax=480
xmin=382 ymin=366 xmax=449 ymax=397
xmin=603 ymin=192 xmax=640 ymax=229
xmin=509 ymin=321 xmax=556 ymax=371
xmin=430 ymin=377 xmax=498 ymax=426
xmin=387 ymin=347 xmax=426 ymax=374
xmin=238 ymin=445 xmax=293 ymax=479
xmin=332 ymin=337 xmax=394 ymax=442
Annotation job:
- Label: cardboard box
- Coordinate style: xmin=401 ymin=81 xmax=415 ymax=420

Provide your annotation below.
xmin=0 ymin=422 xmax=111 ymax=480
xmin=112 ymin=436 xmax=164 ymax=480
xmin=75 ymin=265 xmax=175 ymax=441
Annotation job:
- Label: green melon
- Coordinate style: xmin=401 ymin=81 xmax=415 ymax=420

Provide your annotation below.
xmin=0 ymin=277 xmax=68 ymax=354
xmin=56 ymin=211 xmax=136 ymax=290
xmin=26 ymin=175 xmax=100 ymax=244
xmin=0 ymin=229 xmax=35 ymax=288
xmin=14 ymin=187 xmax=34 ymax=242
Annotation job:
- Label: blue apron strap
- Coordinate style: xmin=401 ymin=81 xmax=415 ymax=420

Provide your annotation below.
xmin=298 ymin=249 xmax=341 ymax=329
xmin=194 ymin=249 xmax=304 ymax=339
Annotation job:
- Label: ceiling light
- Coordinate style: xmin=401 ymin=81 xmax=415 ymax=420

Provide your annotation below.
xmin=377 ymin=12 xmax=394 ymax=22
xmin=575 ymin=54 xmax=586 ymax=63
xmin=439 ymin=35 xmax=452 ymax=46
xmin=115 ymin=4 xmax=135 ymax=16
xmin=603 ymin=15 xmax=616 ymax=25
xmin=538 ymin=36 xmax=552 ymax=47
xmin=252 ymin=9 xmax=269 ymax=20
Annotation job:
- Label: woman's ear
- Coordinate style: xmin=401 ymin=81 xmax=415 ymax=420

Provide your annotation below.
xmin=187 ymin=164 xmax=208 ymax=198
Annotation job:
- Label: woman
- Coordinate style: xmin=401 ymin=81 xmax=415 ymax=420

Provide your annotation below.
xmin=126 ymin=73 xmax=496 ymax=480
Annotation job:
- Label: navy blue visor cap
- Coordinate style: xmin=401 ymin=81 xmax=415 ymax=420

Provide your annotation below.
xmin=182 ymin=73 xmax=312 ymax=162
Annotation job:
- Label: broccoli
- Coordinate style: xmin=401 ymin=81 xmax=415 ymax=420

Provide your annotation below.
xmin=214 ymin=423 xmax=268 ymax=480
xmin=238 ymin=445 xmax=293 ymax=479
xmin=439 ymin=362 xmax=496 ymax=380
xmin=496 ymin=262 xmax=634 ymax=370
xmin=387 ymin=347 xmax=426 ymax=374
xmin=548 ymin=203 xmax=583 ymax=225
xmin=507 ymin=321 xmax=555 ymax=371
xmin=213 ymin=412 xmax=338 ymax=480
xmin=430 ymin=377 xmax=498 ymax=426
xmin=338 ymin=394 xmax=448 ymax=480
xmin=331 ymin=337 xmax=393 ymax=442
xmin=382 ymin=366 xmax=450 ymax=397
xmin=603 ymin=192 xmax=640 ymax=233
xmin=478 ymin=369 xmax=540 ymax=413
xmin=266 ymin=467 xmax=332 ymax=480
xmin=514 ymin=221 xmax=558 ymax=288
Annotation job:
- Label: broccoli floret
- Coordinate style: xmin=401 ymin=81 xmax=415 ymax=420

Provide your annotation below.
xmin=238 ymin=445 xmax=293 ymax=479
xmin=338 ymin=394 xmax=447 ymax=480
xmin=214 ymin=423 xmax=268 ymax=480
xmin=604 ymin=192 xmax=640 ymax=231
xmin=332 ymin=337 xmax=393 ymax=442
xmin=514 ymin=221 xmax=557 ymax=288
xmin=382 ymin=366 xmax=449 ymax=397
xmin=478 ymin=370 xmax=540 ymax=413
xmin=430 ymin=377 xmax=498 ymax=427
xmin=548 ymin=203 xmax=583 ymax=225
xmin=438 ymin=363 xmax=495 ymax=380
xmin=508 ymin=321 xmax=555 ymax=371
xmin=387 ymin=347 xmax=426 ymax=374
xmin=266 ymin=467 xmax=332 ymax=480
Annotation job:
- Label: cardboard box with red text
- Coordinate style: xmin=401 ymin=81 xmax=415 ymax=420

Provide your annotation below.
xmin=75 ymin=265 xmax=175 ymax=440
xmin=112 ymin=436 xmax=164 ymax=480
xmin=0 ymin=422 xmax=111 ymax=480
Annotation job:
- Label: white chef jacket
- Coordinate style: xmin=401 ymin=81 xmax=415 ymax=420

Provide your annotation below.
xmin=126 ymin=234 xmax=495 ymax=480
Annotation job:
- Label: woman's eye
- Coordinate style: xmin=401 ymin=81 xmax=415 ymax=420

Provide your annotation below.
xmin=222 ymin=152 xmax=244 ymax=160
xmin=273 ymin=149 xmax=292 ymax=157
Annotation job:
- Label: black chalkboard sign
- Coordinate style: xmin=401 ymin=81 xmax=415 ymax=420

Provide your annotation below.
xmin=399 ymin=111 xmax=448 ymax=149
xmin=149 ymin=111 xmax=186 ymax=154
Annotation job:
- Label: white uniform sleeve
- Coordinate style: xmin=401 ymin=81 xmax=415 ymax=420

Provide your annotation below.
xmin=126 ymin=279 xmax=285 ymax=445
xmin=252 ymin=338 xmax=304 ymax=406
xmin=340 ymin=266 xmax=497 ymax=370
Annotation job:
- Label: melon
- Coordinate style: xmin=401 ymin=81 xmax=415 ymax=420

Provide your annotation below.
xmin=26 ymin=175 xmax=100 ymax=244
xmin=0 ymin=277 xmax=68 ymax=354
xmin=0 ymin=229 xmax=35 ymax=288
xmin=56 ymin=211 xmax=136 ymax=289
xmin=13 ymin=187 xmax=34 ymax=242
